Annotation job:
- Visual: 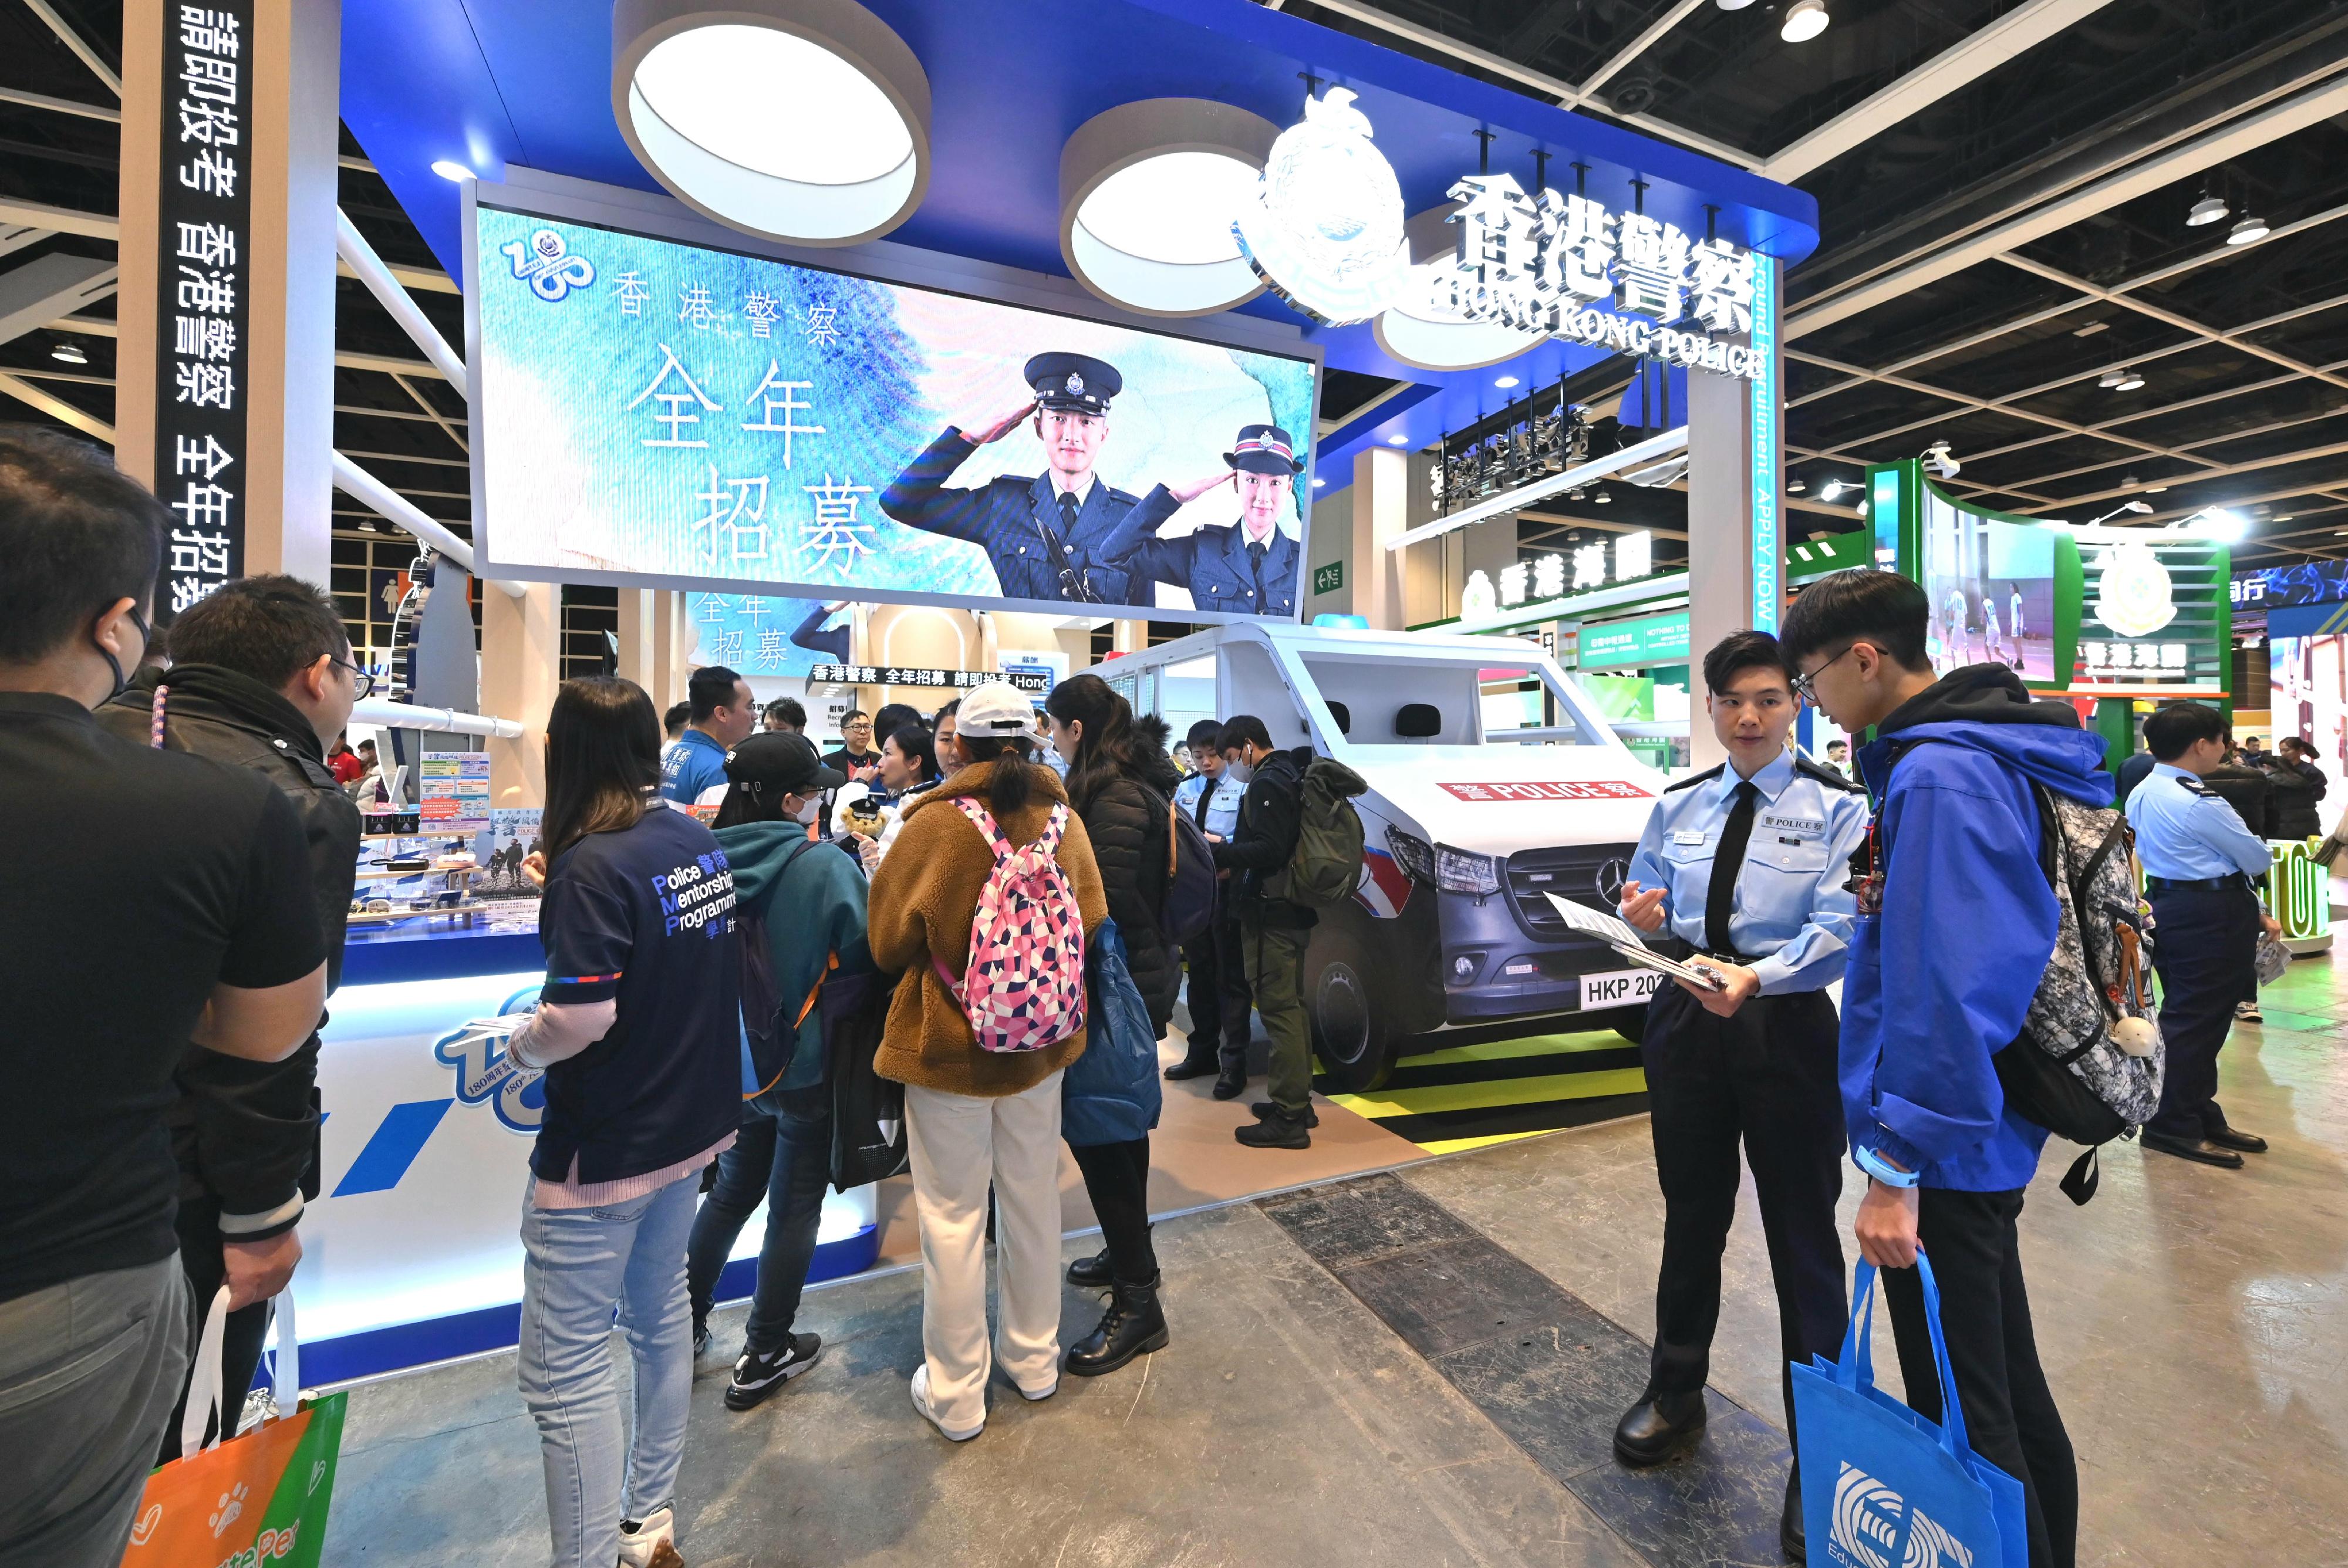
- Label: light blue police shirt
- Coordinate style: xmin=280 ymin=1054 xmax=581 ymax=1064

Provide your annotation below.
xmin=1175 ymin=770 xmax=1245 ymax=839
xmin=1624 ymin=747 xmax=1872 ymax=994
xmin=2124 ymin=762 xmax=2271 ymax=881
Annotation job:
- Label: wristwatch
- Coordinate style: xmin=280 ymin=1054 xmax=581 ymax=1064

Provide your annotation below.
xmin=1855 ymin=1145 xmax=1920 ymax=1188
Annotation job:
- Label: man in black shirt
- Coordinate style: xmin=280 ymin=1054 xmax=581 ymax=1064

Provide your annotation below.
xmin=0 ymin=427 xmax=328 ymax=1568
xmin=1211 ymin=714 xmax=1318 ymax=1150
xmin=94 ymin=575 xmax=365 ymax=1456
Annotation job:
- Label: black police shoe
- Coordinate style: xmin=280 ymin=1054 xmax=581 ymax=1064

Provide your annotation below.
xmin=1236 ymin=1106 xmax=1311 ymax=1149
xmin=1165 ymin=1053 xmax=1219 ymax=1081
xmin=1212 ymin=1065 xmax=1246 ymax=1100
xmin=1782 ymin=1465 xmax=1806 ymax=1562
xmin=2141 ymin=1130 xmax=2245 ymax=1168
xmin=1249 ymin=1100 xmax=1319 ymax=1127
xmin=2204 ymin=1124 xmax=2268 ymax=1154
xmin=1064 ymin=1274 xmax=1169 ymax=1377
xmin=1066 ymin=1245 xmax=1114 ymax=1289
xmin=1612 ymin=1388 xmax=1707 ymax=1466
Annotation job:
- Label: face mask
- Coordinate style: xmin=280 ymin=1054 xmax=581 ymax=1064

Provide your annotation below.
xmin=792 ymin=795 xmax=821 ymax=825
xmin=1224 ymin=757 xmax=1254 ymax=785
xmin=97 ymin=606 xmax=150 ymax=702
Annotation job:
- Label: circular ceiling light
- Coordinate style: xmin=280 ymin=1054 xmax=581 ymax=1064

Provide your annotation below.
xmin=1375 ymin=202 xmax=1546 ymax=372
xmin=1781 ymin=0 xmax=1830 ymax=43
xmin=2185 ymin=191 xmax=2228 ymax=227
xmin=50 ymin=341 xmax=86 ymax=365
xmin=2114 ymin=368 xmax=2145 ymax=391
xmin=2226 ymin=214 xmax=2269 ymax=246
xmin=1386 ymin=434 xmax=1411 ymax=446
xmin=1786 ymin=476 xmax=1806 ymax=493
xmin=1716 ymin=0 xmax=1757 ymax=10
xmin=1495 ymin=375 xmax=1520 ymax=389
xmin=1058 ymin=100 xmax=1277 ymax=317
xmin=430 ymin=159 xmax=476 ymax=183
xmin=613 ymin=0 xmax=930 ymax=247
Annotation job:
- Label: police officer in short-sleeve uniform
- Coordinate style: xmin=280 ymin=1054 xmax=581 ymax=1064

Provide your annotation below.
xmin=879 ymin=353 xmax=1178 ymax=606
xmin=2125 ymin=704 xmax=2281 ymax=1168
xmin=1098 ymin=424 xmax=1303 ymax=618
xmin=1609 ymin=632 xmax=1870 ymax=1562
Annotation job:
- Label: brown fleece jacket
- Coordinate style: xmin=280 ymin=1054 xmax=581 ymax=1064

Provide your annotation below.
xmin=867 ymin=758 xmax=1109 ymax=1096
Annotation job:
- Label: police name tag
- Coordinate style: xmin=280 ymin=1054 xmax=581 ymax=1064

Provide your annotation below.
xmin=1581 ymin=967 xmax=1664 ymax=1010
xmin=1672 ymin=829 xmax=1706 ymax=845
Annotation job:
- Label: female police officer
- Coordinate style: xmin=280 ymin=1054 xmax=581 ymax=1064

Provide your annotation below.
xmin=1096 ymin=424 xmax=1304 ymax=618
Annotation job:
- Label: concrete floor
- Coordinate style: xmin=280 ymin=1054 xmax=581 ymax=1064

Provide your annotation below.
xmin=321 ymin=955 xmax=2348 ymax=1567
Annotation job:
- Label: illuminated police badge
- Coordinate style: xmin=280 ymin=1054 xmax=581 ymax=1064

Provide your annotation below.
xmin=1236 ymin=86 xmax=1408 ymax=327
xmin=2093 ymin=542 xmax=2177 ymax=639
xmin=433 ymin=984 xmax=546 ymax=1134
xmin=500 ymin=228 xmax=596 ymax=302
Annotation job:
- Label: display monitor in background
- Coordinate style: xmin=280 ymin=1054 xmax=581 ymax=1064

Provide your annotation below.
xmin=2271 ymin=632 xmax=2348 ymax=778
xmin=470 ymin=202 xmax=1318 ymax=622
xmin=1919 ymin=489 xmax=2058 ymax=682
xmin=683 ymin=594 xmax=844 ymax=677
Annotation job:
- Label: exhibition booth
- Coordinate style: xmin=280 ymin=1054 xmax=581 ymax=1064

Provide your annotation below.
xmin=251 ymin=0 xmax=1824 ymax=1381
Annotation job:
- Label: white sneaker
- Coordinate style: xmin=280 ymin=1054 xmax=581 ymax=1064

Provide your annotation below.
xmin=616 ymin=1503 xmax=684 ymax=1568
xmin=909 ymin=1364 xmax=983 ymax=1441
xmin=2236 ymin=1000 xmax=2263 ymax=1023
xmin=1017 ymin=1378 xmax=1057 ymax=1403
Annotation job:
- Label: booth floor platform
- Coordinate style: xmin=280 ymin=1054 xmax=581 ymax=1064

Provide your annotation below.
xmin=321 ymin=957 xmax=2348 ymax=1567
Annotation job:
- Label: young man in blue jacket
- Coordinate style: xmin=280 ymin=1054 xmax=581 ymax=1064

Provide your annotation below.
xmin=1783 ymin=570 xmax=2101 ymax=1568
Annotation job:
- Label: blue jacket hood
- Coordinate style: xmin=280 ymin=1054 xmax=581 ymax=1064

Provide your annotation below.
xmin=1864 ymin=663 xmax=2112 ymax=808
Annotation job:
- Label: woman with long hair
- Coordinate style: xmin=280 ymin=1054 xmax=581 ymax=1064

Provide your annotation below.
xmin=841 ymin=723 xmax=941 ymax=873
xmin=866 ymin=683 xmax=1107 ymax=1441
xmin=507 ymin=676 xmax=744 ymax=1568
xmin=1044 ymin=671 xmax=1181 ymax=1376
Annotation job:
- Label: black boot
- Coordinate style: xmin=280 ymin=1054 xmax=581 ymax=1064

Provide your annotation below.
xmin=1064 ymin=1276 xmax=1169 ymax=1377
xmin=1065 ymin=1245 xmax=1114 ymax=1288
xmin=1250 ymin=1099 xmax=1319 ymax=1127
xmin=1612 ymin=1387 xmax=1707 ymax=1466
xmin=1165 ymin=1048 xmax=1220 ymax=1081
xmin=1212 ymin=1064 xmax=1246 ymax=1100
xmin=1780 ymin=1463 xmax=1805 ymax=1562
xmin=1236 ymin=1105 xmax=1311 ymax=1148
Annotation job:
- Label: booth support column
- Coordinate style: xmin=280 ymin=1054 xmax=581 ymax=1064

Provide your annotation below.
xmin=615 ymin=589 xmax=657 ymax=691
xmin=118 ymin=0 xmax=341 ymax=595
xmin=1352 ymin=446 xmax=1409 ymax=630
xmin=482 ymin=584 xmax=559 ymax=808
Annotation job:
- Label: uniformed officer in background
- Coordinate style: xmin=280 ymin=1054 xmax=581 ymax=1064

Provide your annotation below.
xmin=1612 ymin=630 xmax=1871 ymax=1564
xmin=2125 ymin=702 xmax=2281 ymax=1169
xmin=1101 ymin=424 xmax=1305 ymax=618
xmin=879 ymin=352 xmax=1176 ymax=606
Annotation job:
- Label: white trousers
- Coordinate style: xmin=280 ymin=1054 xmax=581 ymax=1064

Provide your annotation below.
xmin=903 ymin=1070 xmax=1065 ymax=1431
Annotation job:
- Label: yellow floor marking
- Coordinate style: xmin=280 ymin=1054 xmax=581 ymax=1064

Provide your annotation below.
xmin=1330 ymin=1065 xmax=1651 ymax=1119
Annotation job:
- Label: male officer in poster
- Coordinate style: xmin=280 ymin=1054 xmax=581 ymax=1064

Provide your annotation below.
xmin=879 ymin=352 xmax=1177 ymax=606
xmin=1100 ymin=424 xmax=1304 ymax=618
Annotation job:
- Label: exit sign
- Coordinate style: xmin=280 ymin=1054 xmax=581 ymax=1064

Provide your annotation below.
xmin=1313 ymin=560 xmax=1344 ymax=595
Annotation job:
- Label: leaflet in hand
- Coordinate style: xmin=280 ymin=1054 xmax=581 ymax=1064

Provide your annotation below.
xmin=1541 ymin=892 xmax=1726 ymax=992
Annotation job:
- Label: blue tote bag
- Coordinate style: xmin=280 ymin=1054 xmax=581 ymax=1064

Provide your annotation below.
xmin=1061 ymin=918 xmax=1163 ymax=1147
xmin=1790 ymin=1255 xmax=2028 ymax=1568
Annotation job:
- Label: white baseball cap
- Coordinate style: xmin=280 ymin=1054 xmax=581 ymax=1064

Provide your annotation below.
xmin=958 ymin=680 xmax=1036 ymax=736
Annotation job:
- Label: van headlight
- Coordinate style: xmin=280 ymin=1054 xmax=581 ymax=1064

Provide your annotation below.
xmin=1435 ymin=845 xmax=1500 ymax=896
xmin=1385 ymin=826 xmax=1435 ymax=884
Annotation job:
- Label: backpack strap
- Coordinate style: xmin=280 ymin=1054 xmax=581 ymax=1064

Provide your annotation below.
xmin=953 ymin=795 xmax=1016 ymax=861
xmin=1035 ymin=801 xmax=1069 ymax=855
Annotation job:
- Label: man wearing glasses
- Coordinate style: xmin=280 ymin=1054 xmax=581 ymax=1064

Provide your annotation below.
xmin=95 ymin=574 xmax=364 ymax=1461
xmin=879 ymin=352 xmax=1178 ymax=606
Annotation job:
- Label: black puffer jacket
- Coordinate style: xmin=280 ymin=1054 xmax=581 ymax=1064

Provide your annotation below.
xmin=97 ymin=665 xmax=361 ymax=1242
xmin=2265 ymin=757 xmax=2327 ymax=841
xmin=1068 ymin=746 xmax=1184 ymax=1033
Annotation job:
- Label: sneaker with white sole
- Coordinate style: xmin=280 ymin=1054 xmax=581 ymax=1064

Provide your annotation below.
xmin=1017 ymin=1377 xmax=1057 ymax=1402
xmin=909 ymin=1363 xmax=983 ymax=1441
xmin=616 ymin=1503 xmax=684 ymax=1568
xmin=724 ymin=1332 xmax=822 ymax=1411
xmin=2235 ymin=1000 xmax=2263 ymax=1023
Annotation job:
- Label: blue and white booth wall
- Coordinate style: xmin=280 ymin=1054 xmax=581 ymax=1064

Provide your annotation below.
xmin=303 ymin=920 xmax=878 ymax=1386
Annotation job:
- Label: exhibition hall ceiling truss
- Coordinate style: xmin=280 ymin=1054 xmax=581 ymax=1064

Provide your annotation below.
xmin=4 ymin=1 xmax=2348 ymax=565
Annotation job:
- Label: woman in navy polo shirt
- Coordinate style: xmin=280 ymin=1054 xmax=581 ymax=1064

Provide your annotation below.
xmin=504 ymin=677 xmax=743 ymax=1568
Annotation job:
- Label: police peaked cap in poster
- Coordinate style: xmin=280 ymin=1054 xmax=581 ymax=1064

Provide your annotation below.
xmin=1024 ymin=352 xmax=1122 ymax=414
xmin=1225 ymin=423 xmax=1305 ymax=476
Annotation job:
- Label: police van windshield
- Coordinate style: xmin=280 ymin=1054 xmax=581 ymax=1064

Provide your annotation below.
xmin=1296 ymin=652 xmax=1607 ymax=751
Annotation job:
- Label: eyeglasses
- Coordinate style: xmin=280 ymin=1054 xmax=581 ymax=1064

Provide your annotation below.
xmin=1789 ymin=644 xmax=1854 ymax=707
xmin=330 ymin=657 xmax=377 ymax=699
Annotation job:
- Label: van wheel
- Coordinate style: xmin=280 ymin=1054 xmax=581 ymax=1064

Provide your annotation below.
xmin=1586 ymin=1005 xmax=1647 ymax=1046
xmin=1307 ymin=932 xmax=1394 ymax=1092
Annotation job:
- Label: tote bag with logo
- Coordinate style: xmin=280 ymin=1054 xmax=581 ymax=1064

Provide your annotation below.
xmin=1790 ymin=1256 xmax=2027 ymax=1568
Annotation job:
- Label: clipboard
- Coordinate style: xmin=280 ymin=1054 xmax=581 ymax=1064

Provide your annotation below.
xmin=1541 ymin=892 xmax=1727 ymax=992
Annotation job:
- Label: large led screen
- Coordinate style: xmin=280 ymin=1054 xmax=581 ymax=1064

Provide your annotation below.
xmin=470 ymin=203 xmax=1319 ymax=621
xmin=2272 ymin=632 xmax=2348 ymax=780
xmin=1920 ymin=489 xmax=2058 ymax=682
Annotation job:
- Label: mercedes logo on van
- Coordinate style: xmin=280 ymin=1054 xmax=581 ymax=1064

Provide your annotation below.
xmin=1595 ymin=858 xmax=1630 ymax=904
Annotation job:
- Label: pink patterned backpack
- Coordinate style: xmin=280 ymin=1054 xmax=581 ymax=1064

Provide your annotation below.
xmin=932 ymin=798 xmax=1088 ymax=1054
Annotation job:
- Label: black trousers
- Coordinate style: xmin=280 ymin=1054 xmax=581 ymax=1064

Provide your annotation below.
xmin=2145 ymin=881 xmax=2260 ymax=1141
xmin=1070 ymin=1135 xmax=1158 ymax=1284
xmin=1179 ymin=891 xmax=1255 ymax=1071
xmin=1641 ymin=983 xmax=1847 ymax=1444
xmin=158 ymin=1197 xmax=271 ymax=1464
xmin=1881 ymin=1188 xmax=2076 ymax=1568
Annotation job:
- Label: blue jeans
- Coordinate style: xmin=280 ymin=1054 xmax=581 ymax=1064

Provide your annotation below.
xmin=517 ymin=1174 xmax=699 ymax=1568
xmin=685 ymin=1085 xmax=832 ymax=1354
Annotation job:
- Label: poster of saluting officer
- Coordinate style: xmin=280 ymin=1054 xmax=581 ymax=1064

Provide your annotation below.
xmin=471 ymin=204 xmax=1317 ymax=622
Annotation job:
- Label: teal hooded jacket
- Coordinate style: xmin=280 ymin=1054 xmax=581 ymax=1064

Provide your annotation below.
xmin=714 ymin=820 xmax=876 ymax=1092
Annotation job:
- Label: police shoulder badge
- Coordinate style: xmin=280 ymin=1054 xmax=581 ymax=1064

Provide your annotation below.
xmin=1235 ymin=86 xmax=1409 ymax=328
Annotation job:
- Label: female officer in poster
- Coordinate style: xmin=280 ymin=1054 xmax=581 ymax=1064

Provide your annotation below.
xmin=1098 ymin=425 xmax=1305 ymax=618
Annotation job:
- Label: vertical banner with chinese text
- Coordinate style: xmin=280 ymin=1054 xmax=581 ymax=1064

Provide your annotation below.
xmin=151 ymin=0 xmax=254 ymax=616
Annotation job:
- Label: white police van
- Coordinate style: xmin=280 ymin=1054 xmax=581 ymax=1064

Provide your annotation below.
xmin=1101 ymin=621 xmax=1669 ymax=1090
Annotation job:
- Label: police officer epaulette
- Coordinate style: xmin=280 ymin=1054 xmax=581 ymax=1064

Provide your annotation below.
xmin=1664 ymin=763 xmax=1725 ymax=794
xmin=1793 ymin=756 xmax=1865 ymax=794
xmin=2177 ymin=775 xmax=2215 ymax=798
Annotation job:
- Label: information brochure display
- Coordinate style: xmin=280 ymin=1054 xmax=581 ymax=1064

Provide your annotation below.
xmin=1542 ymin=891 xmax=1725 ymax=992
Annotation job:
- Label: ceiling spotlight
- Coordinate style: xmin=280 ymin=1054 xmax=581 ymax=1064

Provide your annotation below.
xmin=1716 ymin=0 xmax=1756 ymax=9
xmin=430 ymin=159 xmax=476 ymax=182
xmin=1922 ymin=440 xmax=1961 ymax=479
xmin=1786 ymin=476 xmax=1807 ymax=494
xmin=2099 ymin=367 xmax=2144 ymax=392
xmin=2072 ymin=321 xmax=2108 ymax=337
xmin=2185 ymin=191 xmax=2228 ymax=228
xmin=1781 ymin=0 xmax=1830 ymax=43
xmin=615 ymin=0 xmax=932 ymax=247
xmin=1386 ymin=433 xmax=1411 ymax=446
xmin=49 ymin=342 xmax=86 ymax=365
xmin=2123 ymin=473 xmax=2140 ymax=487
xmin=1567 ymin=488 xmax=1586 ymax=501
xmin=1593 ymin=486 xmax=1613 ymax=504
xmin=2144 ymin=483 xmax=2168 ymax=493
xmin=1819 ymin=478 xmax=1851 ymax=502
xmin=2181 ymin=506 xmax=2246 ymax=542
xmin=2226 ymin=215 xmax=2269 ymax=246
xmin=1858 ymin=501 xmax=1870 ymax=518
xmin=1311 ymin=477 xmax=1327 ymax=487
xmin=1494 ymin=375 xmax=1520 ymax=389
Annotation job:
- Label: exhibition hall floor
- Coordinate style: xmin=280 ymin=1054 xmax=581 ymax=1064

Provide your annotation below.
xmin=321 ymin=956 xmax=2347 ymax=1567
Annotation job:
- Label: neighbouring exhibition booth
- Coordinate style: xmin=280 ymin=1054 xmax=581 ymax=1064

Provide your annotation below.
xmin=141 ymin=0 xmax=1826 ymax=1381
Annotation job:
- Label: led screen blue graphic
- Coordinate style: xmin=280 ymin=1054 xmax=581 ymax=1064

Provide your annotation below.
xmin=472 ymin=207 xmax=1318 ymax=621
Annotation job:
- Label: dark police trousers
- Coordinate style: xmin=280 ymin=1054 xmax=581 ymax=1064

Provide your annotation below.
xmin=1641 ymin=982 xmax=1846 ymax=1439
xmin=2145 ymin=879 xmax=2260 ymax=1141
xmin=1182 ymin=885 xmax=1254 ymax=1072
